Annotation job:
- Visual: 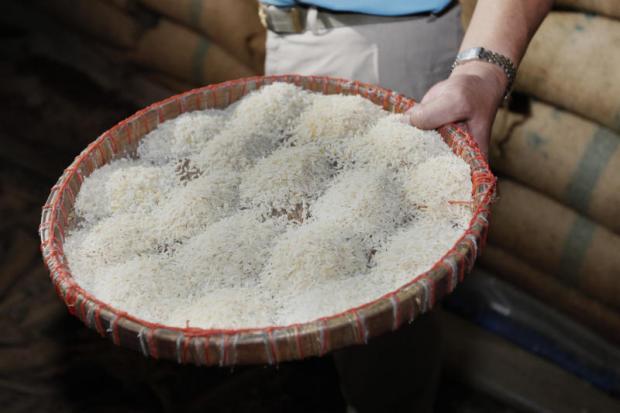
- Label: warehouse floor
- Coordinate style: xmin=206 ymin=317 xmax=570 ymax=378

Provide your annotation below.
xmin=0 ymin=7 xmax=536 ymax=412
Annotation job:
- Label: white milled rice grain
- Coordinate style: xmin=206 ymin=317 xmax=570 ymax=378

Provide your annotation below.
xmin=84 ymin=255 xmax=180 ymax=323
xmin=277 ymin=274 xmax=392 ymax=326
xmin=65 ymin=212 xmax=158 ymax=272
xmin=138 ymin=110 xmax=227 ymax=163
xmin=290 ymin=94 xmax=386 ymax=158
xmin=309 ymin=168 xmax=406 ymax=237
xmin=74 ymin=159 xmax=176 ymax=222
xmin=370 ymin=215 xmax=468 ymax=284
xmin=191 ymin=83 xmax=313 ymax=174
xmin=165 ymin=288 xmax=276 ymax=329
xmin=262 ymin=221 xmax=370 ymax=293
xmin=344 ymin=114 xmax=449 ymax=169
xmin=402 ymin=154 xmax=473 ymax=220
xmin=106 ymin=163 xmax=175 ymax=214
xmin=64 ymin=82 xmax=473 ymax=329
xmin=148 ymin=169 xmax=241 ymax=242
xmin=74 ymin=159 xmax=132 ymax=222
xmin=239 ymin=144 xmax=334 ymax=211
xmin=171 ymin=210 xmax=286 ymax=293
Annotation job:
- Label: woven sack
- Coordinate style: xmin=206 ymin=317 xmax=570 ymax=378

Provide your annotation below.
xmin=491 ymin=101 xmax=620 ymax=233
xmin=41 ymin=0 xmax=142 ymax=49
xmin=489 ymin=179 xmax=620 ymax=309
xmin=138 ymin=0 xmax=266 ymax=73
xmin=458 ymin=0 xmax=476 ymax=29
xmin=100 ymin=0 xmax=136 ymax=11
xmin=39 ymin=75 xmax=494 ymax=366
xmin=556 ymin=0 xmax=620 ymax=20
xmin=459 ymin=0 xmax=620 ymax=28
xmin=479 ymin=244 xmax=620 ymax=345
xmin=131 ymin=18 xmax=256 ymax=86
xmin=515 ymin=12 xmax=620 ymax=133
xmin=145 ymin=72 xmax=195 ymax=93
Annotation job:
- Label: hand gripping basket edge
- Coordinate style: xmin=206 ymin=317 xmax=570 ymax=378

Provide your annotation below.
xmin=39 ymin=75 xmax=496 ymax=366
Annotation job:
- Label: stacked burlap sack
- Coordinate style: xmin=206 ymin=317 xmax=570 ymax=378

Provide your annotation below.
xmin=36 ymin=0 xmax=266 ymax=90
xmin=461 ymin=0 xmax=620 ymax=345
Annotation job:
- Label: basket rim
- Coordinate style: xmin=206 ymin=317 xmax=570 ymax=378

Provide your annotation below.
xmin=39 ymin=74 xmax=496 ymax=364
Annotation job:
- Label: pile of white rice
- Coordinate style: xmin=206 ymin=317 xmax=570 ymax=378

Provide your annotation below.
xmin=64 ymin=83 xmax=472 ymax=329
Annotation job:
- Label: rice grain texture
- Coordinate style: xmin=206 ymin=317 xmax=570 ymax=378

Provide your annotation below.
xmin=64 ymin=83 xmax=473 ymax=329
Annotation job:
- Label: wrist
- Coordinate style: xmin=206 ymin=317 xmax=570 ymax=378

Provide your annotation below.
xmin=451 ymin=47 xmax=516 ymax=100
xmin=450 ymin=61 xmax=508 ymax=102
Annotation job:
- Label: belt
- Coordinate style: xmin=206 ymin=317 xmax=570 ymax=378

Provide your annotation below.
xmin=259 ymin=3 xmax=454 ymax=34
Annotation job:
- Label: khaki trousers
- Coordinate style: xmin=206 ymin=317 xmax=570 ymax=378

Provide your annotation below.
xmin=265 ymin=5 xmax=463 ymax=101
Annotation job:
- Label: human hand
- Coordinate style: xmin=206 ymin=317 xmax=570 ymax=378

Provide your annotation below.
xmin=407 ymin=61 xmax=508 ymax=158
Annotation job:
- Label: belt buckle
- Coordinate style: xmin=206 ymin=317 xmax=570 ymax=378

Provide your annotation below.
xmin=259 ymin=4 xmax=304 ymax=34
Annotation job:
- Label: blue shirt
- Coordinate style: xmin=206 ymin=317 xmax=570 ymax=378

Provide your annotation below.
xmin=260 ymin=0 xmax=453 ymax=16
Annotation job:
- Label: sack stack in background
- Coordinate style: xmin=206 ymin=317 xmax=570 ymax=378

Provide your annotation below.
xmin=462 ymin=0 xmax=620 ymax=27
xmin=488 ymin=179 xmax=620 ymax=311
xmin=479 ymin=245 xmax=620 ymax=345
xmin=460 ymin=0 xmax=620 ymax=346
xmin=515 ymin=12 xmax=620 ymax=133
xmin=555 ymin=0 xmax=620 ymax=19
xmin=492 ymin=102 xmax=620 ymax=233
xmin=37 ymin=0 xmax=266 ymax=91
xmin=137 ymin=0 xmax=266 ymax=73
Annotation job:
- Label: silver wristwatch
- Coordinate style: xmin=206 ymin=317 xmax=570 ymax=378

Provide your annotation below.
xmin=452 ymin=47 xmax=517 ymax=100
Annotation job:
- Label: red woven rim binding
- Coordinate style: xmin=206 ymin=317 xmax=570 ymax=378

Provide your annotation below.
xmin=39 ymin=75 xmax=496 ymax=366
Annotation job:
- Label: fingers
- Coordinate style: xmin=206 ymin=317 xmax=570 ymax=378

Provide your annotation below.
xmin=407 ymin=89 xmax=469 ymax=130
xmin=406 ymin=72 xmax=500 ymax=160
xmin=410 ymin=94 xmax=491 ymax=159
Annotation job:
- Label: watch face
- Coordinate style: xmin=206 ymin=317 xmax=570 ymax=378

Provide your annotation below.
xmin=458 ymin=47 xmax=483 ymax=61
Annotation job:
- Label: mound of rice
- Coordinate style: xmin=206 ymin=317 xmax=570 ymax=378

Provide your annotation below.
xmin=64 ymin=83 xmax=472 ymax=329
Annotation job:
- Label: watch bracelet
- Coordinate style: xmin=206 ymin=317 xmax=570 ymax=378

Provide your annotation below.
xmin=451 ymin=48 xmax=516 ymax=100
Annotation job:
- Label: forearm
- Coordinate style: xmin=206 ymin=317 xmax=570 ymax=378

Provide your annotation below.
xmin=458 ymin=0 xmax=553 ymax=84
xmin=409 ymin=0 xmax=553 ymax=157
xmin=452 ymin=0 xmax=554 ymax=118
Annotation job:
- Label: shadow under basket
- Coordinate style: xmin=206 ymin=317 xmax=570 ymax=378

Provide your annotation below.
xmin=39 ymin=75 xmax=496 ymax=366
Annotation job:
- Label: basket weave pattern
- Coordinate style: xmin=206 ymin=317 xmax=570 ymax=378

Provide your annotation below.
xmin=39 ymin=75 xmax=496 ymax=366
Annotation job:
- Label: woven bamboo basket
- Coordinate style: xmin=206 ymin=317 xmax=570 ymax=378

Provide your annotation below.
xmin=39 ymin=75 xmax=496 ymax=366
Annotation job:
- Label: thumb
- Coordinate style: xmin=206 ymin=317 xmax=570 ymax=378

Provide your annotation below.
xmin=468 ymin=119 xmax=490 ymax=159
xmin=408 ymin=93 xmax=467 ymax=130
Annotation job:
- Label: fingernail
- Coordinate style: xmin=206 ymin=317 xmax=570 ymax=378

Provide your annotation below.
xmin=399 ymin=113 xmax=411 ymax=124
xmin=408 ymin=105 xmax=421 ymax=123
